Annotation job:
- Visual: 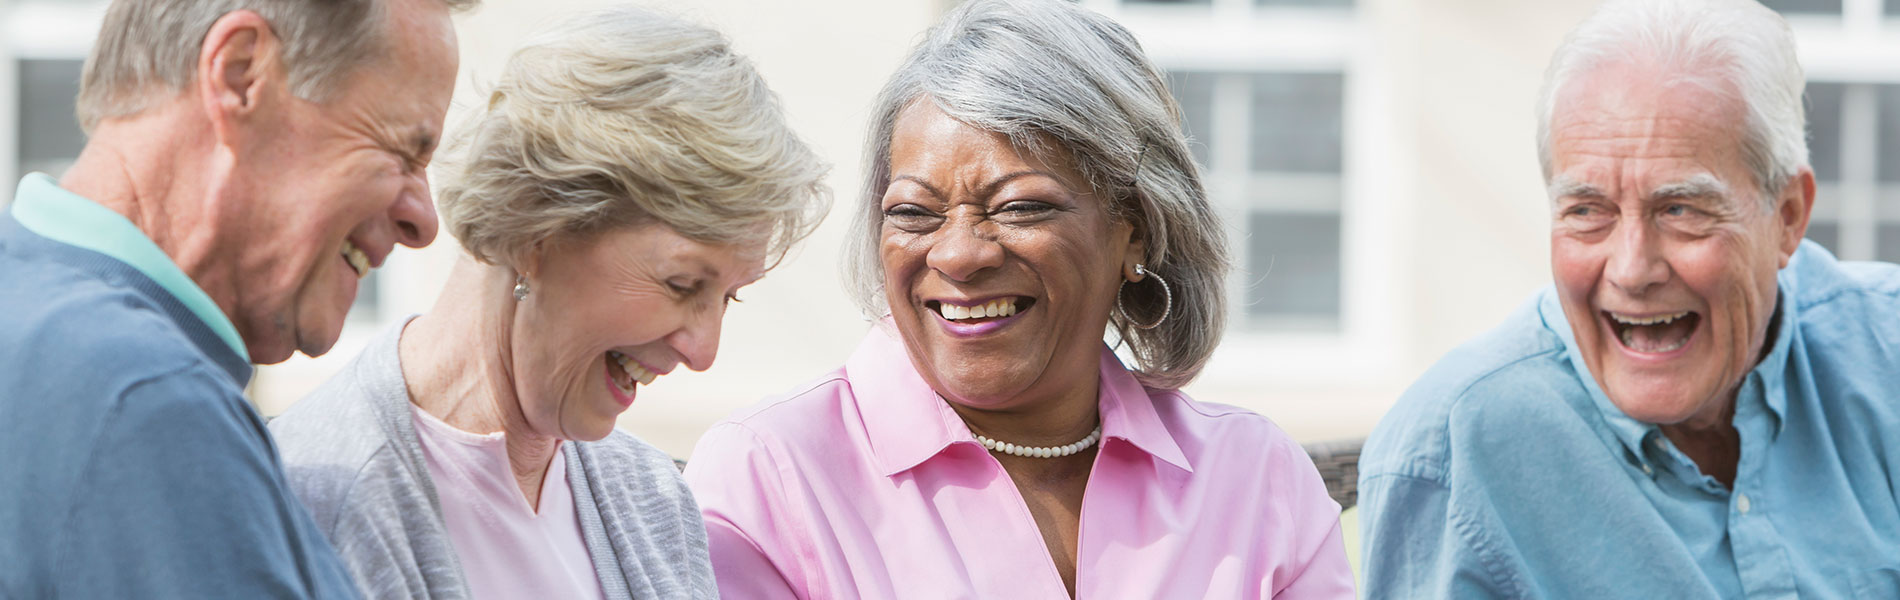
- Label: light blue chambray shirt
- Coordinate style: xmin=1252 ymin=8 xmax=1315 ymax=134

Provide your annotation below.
xmin=1358 ymin=241 xmax=1900 ymax=600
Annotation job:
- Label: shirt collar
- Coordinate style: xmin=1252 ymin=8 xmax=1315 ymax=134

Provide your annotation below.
xmin=10 ymin=173 xmax=249 ymax=360
xmin=849 ymin=321 xmax=1193 ymax=477
xmin=1537 ymin=269 xmax=1799 ymax=462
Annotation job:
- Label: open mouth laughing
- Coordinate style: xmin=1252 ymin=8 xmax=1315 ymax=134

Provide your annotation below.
xmin=1604 ymin=310 xmax=1700 ymax=354
xmin=604 ymin=350 xmax=660 ymax=402
xmin=924 ymin=296 xmax=1036 ymax=336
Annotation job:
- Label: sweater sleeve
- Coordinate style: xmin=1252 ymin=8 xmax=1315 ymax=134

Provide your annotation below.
xmin=54 ymin=365 xmax=362 ymax=600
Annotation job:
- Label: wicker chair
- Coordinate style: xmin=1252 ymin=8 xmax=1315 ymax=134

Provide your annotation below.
xmin=1302 ymin=438 xmax=1363 ymax=510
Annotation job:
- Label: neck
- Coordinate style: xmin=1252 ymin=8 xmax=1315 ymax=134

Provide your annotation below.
xmin=60 ymin=106 xmax=245 ymax=329
xmin=401 ymin=255 xmax=561 ymax=509
xmin=957 ymin=372 xmax=1109 ymax=451
xmin=1659 ymin=396 xmax=1741 ymax=488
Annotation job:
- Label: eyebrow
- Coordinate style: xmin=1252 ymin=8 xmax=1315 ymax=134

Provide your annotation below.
xmin=1547 ymin=175 xmax=1603 ymax=200
xmin=888 ymin=170 xmax=1062 ymax=205
xmin=1648 ymin=173 xmax=1727 ymax=202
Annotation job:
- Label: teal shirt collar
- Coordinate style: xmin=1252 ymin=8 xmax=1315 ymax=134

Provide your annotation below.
xmin=10 ymin=173 xmax=249 ymax=359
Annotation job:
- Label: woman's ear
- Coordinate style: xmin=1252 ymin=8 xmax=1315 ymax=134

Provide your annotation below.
xmin=1121 ymin=226 xmax=1148 ymax=282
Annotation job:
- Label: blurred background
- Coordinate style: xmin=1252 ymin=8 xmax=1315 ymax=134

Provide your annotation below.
xmin=2 ymin=0 xmax=1895 ymax=458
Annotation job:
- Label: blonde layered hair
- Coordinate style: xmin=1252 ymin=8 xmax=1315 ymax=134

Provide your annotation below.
xmin=437 ymin=6 xmax=830 ymax=269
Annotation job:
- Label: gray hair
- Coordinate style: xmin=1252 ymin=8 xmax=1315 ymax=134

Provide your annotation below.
xmin=1537 ymin=0 xmax=1807 ymax=209
xmin=76 ymin=0 xmax=479 ymax=132
xmin=848 ymin=0 xmax=1228 ymax=390
xmin=436 ymin=5 xmax=829 ymax=270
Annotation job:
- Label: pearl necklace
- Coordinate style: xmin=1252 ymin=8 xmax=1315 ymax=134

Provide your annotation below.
xmin=975 ymin=425 xmax=1103 ymax=458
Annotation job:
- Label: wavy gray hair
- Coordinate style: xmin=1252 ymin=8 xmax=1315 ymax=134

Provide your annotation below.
xmin=1537 ymin=0 xmax=1807 ymax=209
xmin=847 ymin=0 xmax=1228 ymax=389
xmin=77 ymin=0 xmax=478 ymax=131
xmin=436 ymin=5 xmax=830 ymax=270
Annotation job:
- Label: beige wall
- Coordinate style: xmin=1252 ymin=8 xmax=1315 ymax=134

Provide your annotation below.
xmin=248 ymin=0 xmax=1610 ymax=458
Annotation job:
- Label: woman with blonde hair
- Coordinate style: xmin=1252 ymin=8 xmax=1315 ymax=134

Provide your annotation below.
xmin=269 ymin=7 xmax=828 ymax=599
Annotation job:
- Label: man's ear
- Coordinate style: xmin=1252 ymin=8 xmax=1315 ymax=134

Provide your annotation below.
xmin=196 ymin=10 xmax=283 ymax=147
xmin=1774 ymin=167 xmax=1815 ymax=269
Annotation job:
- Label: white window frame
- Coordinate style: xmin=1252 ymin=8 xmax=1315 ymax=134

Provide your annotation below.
xmin=1085 ymin=0 xmax=1403 ymax=385
xmin=0 ymin=2 xmax=105 ymax=207
xmin=1784 ymin=0 xmax=1900 ymax=263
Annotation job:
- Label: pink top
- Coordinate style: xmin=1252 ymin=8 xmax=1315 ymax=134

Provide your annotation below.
xmin=412 ymin=405 xmax=608 ymax=600
xmin=684 ymin=327 xmax=1354 ymax=599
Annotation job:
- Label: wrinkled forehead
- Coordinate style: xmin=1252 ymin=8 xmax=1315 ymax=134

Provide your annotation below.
xmin=1547 ymin=64 xmax=1754 ymax=185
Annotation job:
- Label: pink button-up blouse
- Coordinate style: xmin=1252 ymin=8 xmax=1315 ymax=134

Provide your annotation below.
xmin=684 ymin=327 xmax=1354 ymax=599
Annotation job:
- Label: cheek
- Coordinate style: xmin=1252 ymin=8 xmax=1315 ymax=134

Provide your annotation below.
xmin=880 ymin=233 xmax=929 ymax=296
xmin=1549 ymin=238 xmax=1604 ymax=300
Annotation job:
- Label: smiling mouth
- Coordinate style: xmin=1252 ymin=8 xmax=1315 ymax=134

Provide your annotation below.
xmin=340 ymin=240 xmax=370 ymax=279
xmin=927 ymin=297 xmax=1035 ymax=323
xmin=1604 ymin=310 xmax=1700 ymax=354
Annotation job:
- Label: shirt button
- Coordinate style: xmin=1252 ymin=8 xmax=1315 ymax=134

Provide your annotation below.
xmin=1640 ymin=463 xmax=1653 ymax=475
xmin=1737 ymin=493 xmax=1751 ymax=514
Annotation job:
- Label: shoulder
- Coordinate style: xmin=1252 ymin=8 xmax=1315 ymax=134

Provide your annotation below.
xmin=701 ymin=368 xmax=858 ymax=454
xmin=0 ymin=260 xmax=213 ymax=404
xmin=268 ymin=348 xmax=411 ymax=533
xmin=583 ymin=429 xmax=688 ymax=486
xmin=1785 ymin=241 xmax=1900 ymax=339
xmin=1363 ymin=291 xmax=1584 ymax=484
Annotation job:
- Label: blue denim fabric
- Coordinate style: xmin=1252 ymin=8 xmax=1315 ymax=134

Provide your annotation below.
xmin=1359 ymin=241 xmax=1900 ymax=599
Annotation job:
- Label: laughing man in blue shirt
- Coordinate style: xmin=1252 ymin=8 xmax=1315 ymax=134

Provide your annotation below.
xmin=0 ymin=0 xmax=474 ymax=597
xmin=1359 ymin=0 xmax=1900 ymax=598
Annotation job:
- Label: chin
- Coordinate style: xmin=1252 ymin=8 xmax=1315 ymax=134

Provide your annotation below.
xmin=1603 ymin=381 xmax=1709 ymax=425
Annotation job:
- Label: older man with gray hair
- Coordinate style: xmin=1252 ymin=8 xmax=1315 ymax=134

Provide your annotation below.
xmin=0 ymin=0 xmax=471 ymax=596
xmin=1359 ymin=0 xmax=1900 ymax=597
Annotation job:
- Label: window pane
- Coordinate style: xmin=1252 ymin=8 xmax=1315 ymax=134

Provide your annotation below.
xmin=18 ymin=59 xmax=86 ymax=178
xmin=1880 ymin=85 xmax=1900 ymax=183
xmin=1246 ymin=211 xmax=1340 ymax=321
xmin=1807 ymin=222 xmax=1840 ymax=254
xmin=1760 ymin=0 xmax=1842 ymax=13
xmin=1252 ymin=72 xmax=1344 ymax=173
xmin=1167 ymin=71 xmax=1217 ymax=172
xmin=1807 ymin=82 xmax=1845 ymax=184
xmin=1879 ymin=224 xmax=1900 ymax=264
xmin=1259 ymin=0 xmax=1353 ymax=6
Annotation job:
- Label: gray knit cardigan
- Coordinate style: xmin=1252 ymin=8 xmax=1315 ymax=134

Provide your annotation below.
xmin=269 ymin=319 xmax=716 ymax=600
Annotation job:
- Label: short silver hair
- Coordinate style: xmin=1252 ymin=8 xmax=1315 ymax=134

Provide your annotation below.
xmin=848 ymin=0 xmax=1228 ymax=390
xmin=437 ymin=5 xmax=829 ymax=270
xmin=1537 ymin=0 xmax=1807 ymax=208
xmin=76 ymin=0 xmax=478 ymax=131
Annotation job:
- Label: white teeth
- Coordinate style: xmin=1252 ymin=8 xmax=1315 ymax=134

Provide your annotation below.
xmin=340 ymin=241 xmax=370 ymax=279
xmin=1609 ymin=311 xmax=1690 ymax=326
xmin=607 ymin=350 xmax=659 ymax=392
xmin=1618 ymin=327 xmax=1690 ymax=353
xmin=936 ymin=298 xmax=1019 ymax=321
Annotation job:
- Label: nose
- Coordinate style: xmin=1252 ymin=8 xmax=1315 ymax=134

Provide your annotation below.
xmin=925 ymin=213 xmax=1004 ymax=282
xmin=391 ymin=172 xmax=440 ymax=248
xmin=1605 ymin=218 xmax=1670 ymax=296
xmin=669 ymin=305 xmax=725 ymax=372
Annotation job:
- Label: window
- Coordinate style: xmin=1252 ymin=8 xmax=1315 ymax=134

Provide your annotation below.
xmin=1764 ymin=1 xmax=1900 ymax=264
xmin=15 ymin=58 xmax=83 ymax=180
xmin=1762 ymin=0 xmax=1843 ymax=14
xmin=1171 ymin=70 xmax=1346 ymax=330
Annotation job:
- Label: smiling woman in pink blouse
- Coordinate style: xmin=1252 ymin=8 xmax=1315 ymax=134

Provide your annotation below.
xmin=683 ymin=0 xmax=1353 ymax=598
